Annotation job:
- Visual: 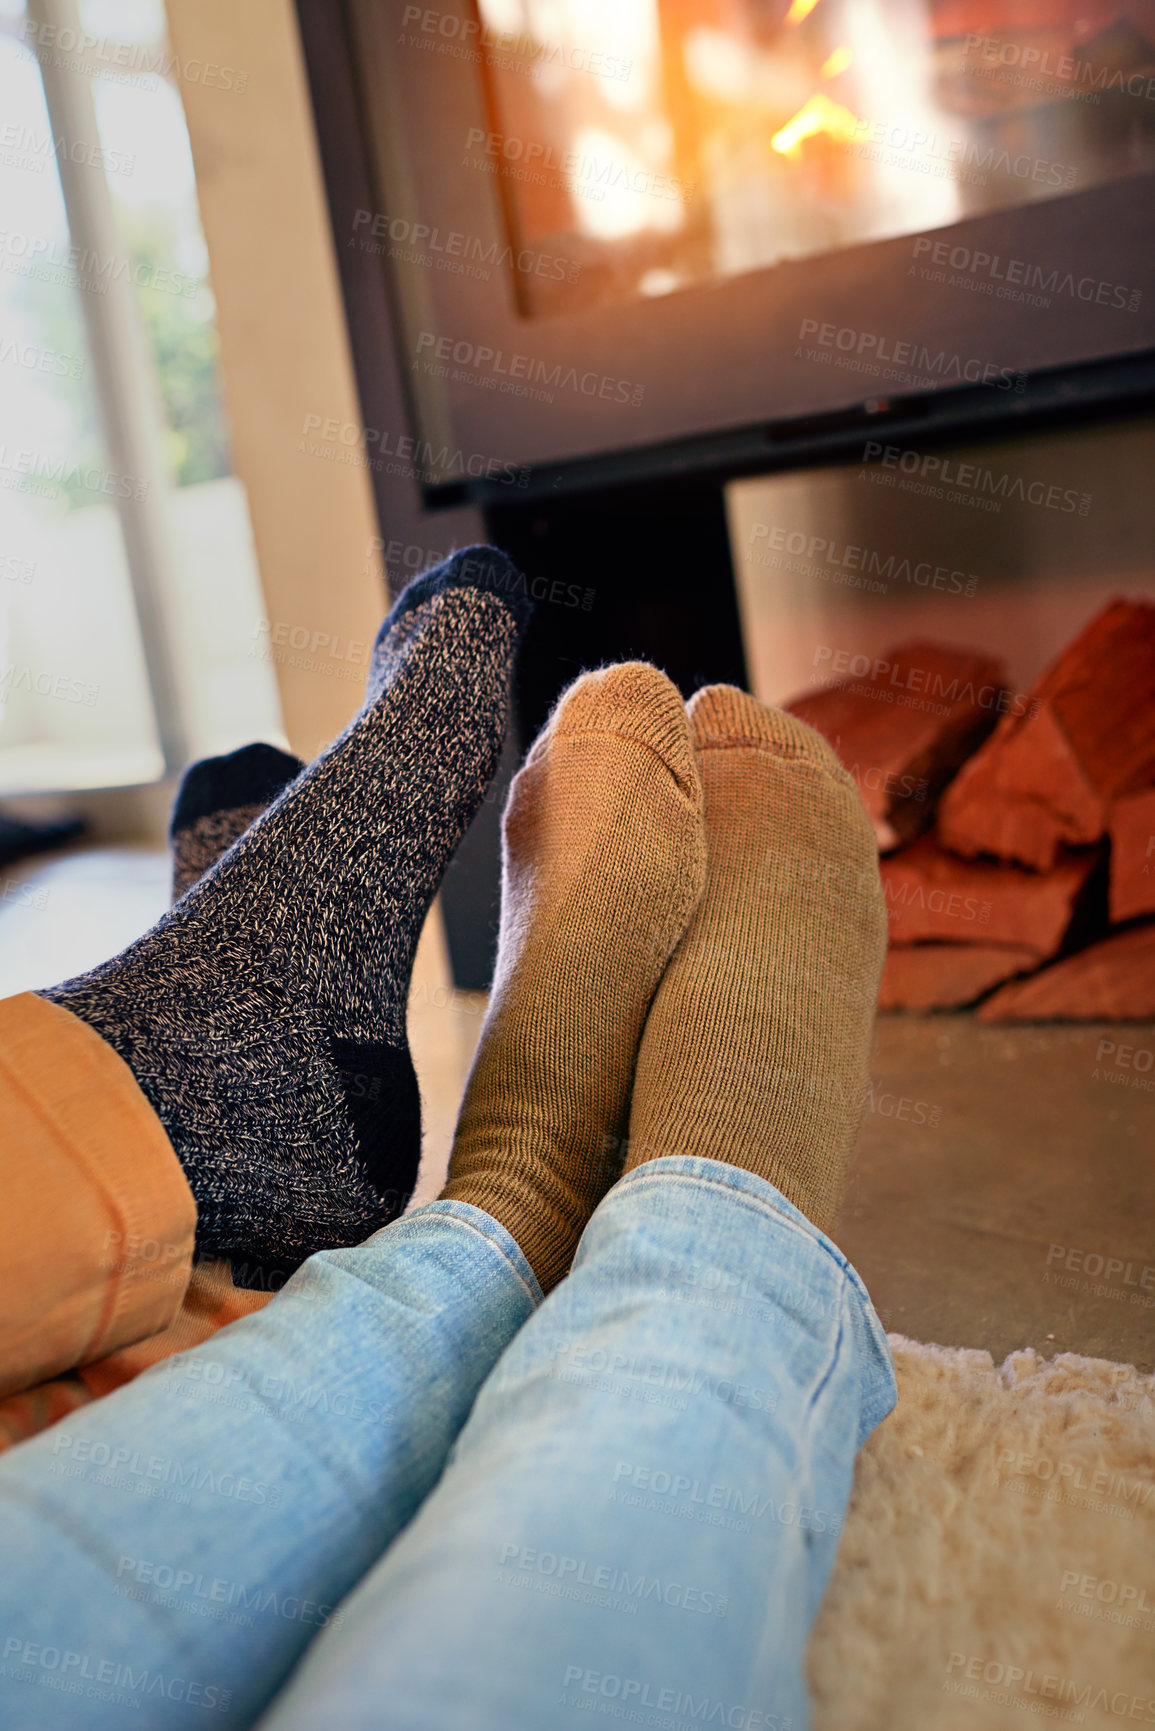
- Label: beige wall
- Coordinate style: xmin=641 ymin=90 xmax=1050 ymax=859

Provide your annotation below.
xmin=165 ymin=0 xmax=386 ymax=761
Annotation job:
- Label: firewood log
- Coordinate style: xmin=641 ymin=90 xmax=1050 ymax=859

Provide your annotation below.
xmin=787 ymin=641 xmax=1007 ymax=849
xmin=880 ymin=833 xmax=1101 ymax=953
xmin=938 ymin=598 xmax=1155 ymax=871
xmin=977 ymin=922 xmax=1155 ymax=1021
xmin=1110 ymin=785 xmax=1155 ymax=924
xmin=878 ymin=944 xmax=1039 ymax=1011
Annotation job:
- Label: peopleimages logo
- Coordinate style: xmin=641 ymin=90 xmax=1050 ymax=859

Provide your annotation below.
xmin=1 ymin=1638 xmax=231 ymax=1714
xmin=49 ymin=1429 xmax=281 ymax=1508
xmin=748 ymin=522 xmax=978 ymax=596
xmin=0 ymin=664 xmax=99 ymax=708
xmin=965 ymin=32 xmax=1155 ymax=102
xmin=0 ymin=121 xmax=135 ymax=176
xmin=20 ymin=19 xmax=248 ymax=92
xmin=810 ymin=645 xmax=1035 ymax=718
xmin=298 ymin=412 xmax=529 ymax=487
xmin=499 ymin=1545 xmax=729 ymax=1617
xmin=846 ymin=118 xmax=1078 ymax=189
xmin=549 ymin=1337 xmax=777 ymax=1413
xmin=992 ymin=1448 xmax=1154 ymax=1516
xmin=0 ymin=336 xmax=85 ymax=379
xmin=465 ymin=128 xmax=692 ymax=204
xmin=945 ymin=1650 xmax=1155 ymax=1721
xmin=559 ymin=1667 xmax=790 ymax=1730
xmin=610 ymin=1460 xmax=841 ymax=1536
xmin=0 ymin=229 xmax=202 ymax=298
xmin=401 ymin=7 xmax=633 ymax=82
xmin=0 ymin=443 xmax=148 ymax=501
xmin=351 ymin=209 xmax=580 ymax=285
xmin=911 ymin=236 xmax=1141 ymax=312
xmin=797 ymin=319 xmax=1026 ymax=391
xmin=415 ymin=331 xmax=645 ymax=408
xmin=114 ymin=1555 xmax=342 ymax=1631
xmin=862 ymin=441 xmax=1091 ymax=515
xmin=1045 ymin=1242 xmax=1155 ymax=1290
xmin=1058 ymin=1570 xmax=1155 ymax=1616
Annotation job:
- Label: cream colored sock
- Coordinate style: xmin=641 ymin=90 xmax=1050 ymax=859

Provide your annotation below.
xmin=440 ymin=662 xmax=706 ymax=1290
xmin=622 ymin=685 xmax=886 ymax=1236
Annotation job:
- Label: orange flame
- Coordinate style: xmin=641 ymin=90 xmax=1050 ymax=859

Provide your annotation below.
xmin=784 ymin=0 xmax=822 ymax=24
xmin=771 ymin=91 xmax=861 ymax=157
xmin=820 ymin=45 xmax=853 ymax=77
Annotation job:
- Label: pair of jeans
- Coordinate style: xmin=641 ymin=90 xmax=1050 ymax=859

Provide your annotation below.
xmin=0 ymin=1156 xmax=895 ymax=1730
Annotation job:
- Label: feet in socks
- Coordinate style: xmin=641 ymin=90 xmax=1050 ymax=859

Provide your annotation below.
xmin=440 ymin=662 xmax=706 ymax=1292
xmin=623 ymin=687 xmax=886 ymax=1236
xmin=43 ymin=548 xmax=531 ymax=1277
xmin=169 ymin=743 xmax=304 ymax=901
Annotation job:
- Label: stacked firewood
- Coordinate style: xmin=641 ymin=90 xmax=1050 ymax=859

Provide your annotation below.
xmin=786 ymin=599 xmax=1155 ymax=1020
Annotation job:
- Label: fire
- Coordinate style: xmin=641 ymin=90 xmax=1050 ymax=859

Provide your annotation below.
xmin=771 ymin=91 xmax=861 ymax=157
xmin=783 ymin=0 xmax=822 ymax=23
xmin=820 ymin=44 xmax=852 ymax=78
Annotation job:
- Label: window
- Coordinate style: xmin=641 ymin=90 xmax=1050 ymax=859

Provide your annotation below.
xmin=0 ymin=0 xmax=283 ymax=795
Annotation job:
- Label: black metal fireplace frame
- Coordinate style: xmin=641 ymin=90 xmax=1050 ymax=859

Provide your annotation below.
xmin=295 ymin=0 xmax=1155 ymax=986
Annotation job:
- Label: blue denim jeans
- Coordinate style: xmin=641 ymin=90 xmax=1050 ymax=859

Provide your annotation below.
xmin=0 ymin=1158 xmax=894 ymax=1730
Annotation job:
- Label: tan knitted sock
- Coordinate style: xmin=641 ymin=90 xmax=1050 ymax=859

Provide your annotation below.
xmin=622 ymin=685 xmax=886 ymax=1236
xmin=440 ymin=662 xmax=706 ymax=1291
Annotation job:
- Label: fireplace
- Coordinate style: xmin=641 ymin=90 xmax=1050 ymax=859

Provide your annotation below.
xmin=302 ymin=0 xmax=1155 ymax=484
xmin=473 ymin=0 xmax=1155 ymax=321
xmin=295 ymin=0 xmax=1155 ymax=988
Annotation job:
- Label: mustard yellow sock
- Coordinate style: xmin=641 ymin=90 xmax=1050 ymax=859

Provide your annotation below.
xmin=440 ymin=662 xmax=706 ymax=1290
xmin=622 ymin=685 xmax=886 ymax=1236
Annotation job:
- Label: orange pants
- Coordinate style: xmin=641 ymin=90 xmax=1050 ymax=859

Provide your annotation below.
xmin=0 ymin=992 xmax=272 ymax=1452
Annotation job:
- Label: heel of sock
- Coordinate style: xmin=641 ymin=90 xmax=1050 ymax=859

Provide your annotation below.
xmin=330 ymin=1034 xmax=423 ymax=1221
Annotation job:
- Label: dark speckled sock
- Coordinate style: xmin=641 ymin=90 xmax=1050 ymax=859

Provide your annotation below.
xmin=41 ymin=547 xmax=531 ymax=1277
xmin=169 ymin=743 xmax=305 ymax=902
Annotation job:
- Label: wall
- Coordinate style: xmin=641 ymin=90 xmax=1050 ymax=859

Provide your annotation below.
xmin=165 ymin=0 xmax=387 ymax=761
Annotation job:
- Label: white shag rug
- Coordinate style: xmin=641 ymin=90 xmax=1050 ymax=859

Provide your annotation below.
xmin=809 ymin=1337 xmax=1155 ymax=1730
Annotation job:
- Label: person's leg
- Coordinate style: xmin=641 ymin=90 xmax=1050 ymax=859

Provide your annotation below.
xmin=0 ymin=546 xmax=528 ymax=1421
xmin=259 ymin=1161 xmax=894 ymax=1731
xmin=41 ymin=546 xmax=530 ymax=1278
xmin=0 ymin=662 xmax=705 ymax=1729
xmin=3 ymin=708 xmax=451 ymax=1444
xmin=442 ymin=659 xmax=706 ymax=1290
xmin=257 ymin=686 xmax=890 ymax=1731
xmin=0 ymin=786 xmax=290 ymax=1415
xmin=0 ymin=1261 xmax=275 ymax=1458
xmin=0 ymin=1203 xmax=538 ymax=1730
xmin=0 ymin=992 xmax=195 ymax=1401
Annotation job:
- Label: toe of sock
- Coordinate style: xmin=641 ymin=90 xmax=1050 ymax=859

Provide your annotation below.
xmin=170 ymin=743 xmax=306 ymax=839
xmin=548 ymin=661 xmax=699 ymax=794
xmin=383 ymin=545 xmax=532 ymax=638
xmin=689 ymin=684 xmax=851 ymax=783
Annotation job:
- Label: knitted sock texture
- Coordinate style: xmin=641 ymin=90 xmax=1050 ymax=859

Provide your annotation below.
xmin=42 ymin=547 xmax=531 ymax=1276
xmin=170 ymin=743 xmax=305 ymax=901
xmin=441 ymin=661 xmax=706 ymax=1292
xmin=623 ymin=686 xmax=886 ymax=1237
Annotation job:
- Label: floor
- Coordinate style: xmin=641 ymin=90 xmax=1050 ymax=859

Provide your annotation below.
xmin=836 ymin=1013 xmax=1155 ymax=1372
xmin=3 ymin=846 xmax=1151 ymax=1371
